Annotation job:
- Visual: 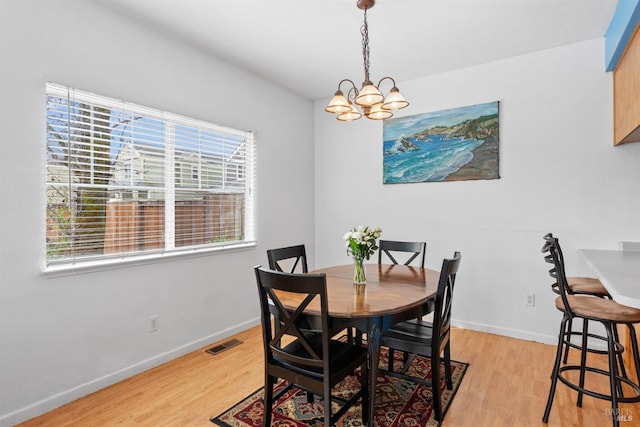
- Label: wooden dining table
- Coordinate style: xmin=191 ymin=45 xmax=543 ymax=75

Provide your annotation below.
xmin=275 ymin=263 xmax=440 ymax=423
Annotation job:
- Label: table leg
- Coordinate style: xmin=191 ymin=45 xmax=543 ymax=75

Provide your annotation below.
xmin=367 ymin=322 xmax=380 ymax=426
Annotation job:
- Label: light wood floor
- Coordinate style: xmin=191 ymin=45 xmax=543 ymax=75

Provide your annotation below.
xmin=17 ymin=326 xmax=640 ymax=427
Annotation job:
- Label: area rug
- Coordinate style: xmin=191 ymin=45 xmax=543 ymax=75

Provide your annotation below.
xmin=211 ymin=347 xmax=469 ymax=427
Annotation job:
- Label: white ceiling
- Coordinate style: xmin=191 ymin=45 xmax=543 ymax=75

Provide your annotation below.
xmin=99 ymin=0 xmax=617 ymax=101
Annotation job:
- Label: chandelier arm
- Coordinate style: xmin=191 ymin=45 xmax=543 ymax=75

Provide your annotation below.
xmin=346 ymin=86 xmax=359 ymax=102
xmin=337 ymin=79 xmax=358 ymax=94
xmin=376 ymin=76 xmax=397 ymax=89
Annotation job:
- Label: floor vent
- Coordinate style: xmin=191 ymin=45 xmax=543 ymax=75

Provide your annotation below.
xmin=206 ymin=338 xmax=243 ymax=355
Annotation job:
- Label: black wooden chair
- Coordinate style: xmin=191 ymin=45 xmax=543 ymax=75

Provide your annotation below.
xmin=365 ymin=239 xmax=427 ymax=348
xmin=378 ymin=239 xmax=426 ymax=267
xmin=267 ymin=244 xmax=346 ymax=346
xmin=379 ymin=252 xmax=461 ymax=425
xmin=267 ymin=244 xmax=308 ymax=273
xmin=254 ymin=266 xmax=369 ymax=427
xmin=542 ymin=237 xmax=640 ymax=427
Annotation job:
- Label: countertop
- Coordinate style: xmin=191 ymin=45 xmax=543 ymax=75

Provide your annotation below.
xmin=579 ymin=249 xmax=640 ymax=309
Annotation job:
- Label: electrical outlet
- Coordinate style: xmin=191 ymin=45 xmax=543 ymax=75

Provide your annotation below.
xmin=149 ymin=315 xmax=159 ymax=332
xmin=525 ymin=293 xmax=535 ymax=307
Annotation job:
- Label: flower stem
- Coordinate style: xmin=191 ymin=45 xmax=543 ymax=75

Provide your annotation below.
xmin=353 ymin=256 xmax=366 ymax=285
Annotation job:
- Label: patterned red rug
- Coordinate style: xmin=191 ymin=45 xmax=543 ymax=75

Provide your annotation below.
xmin=211 ymin=348 xmax=468 ymax=427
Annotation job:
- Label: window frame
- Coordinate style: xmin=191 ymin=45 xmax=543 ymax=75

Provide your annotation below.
xmin=44 ymin=83 xmax=256 ymax=275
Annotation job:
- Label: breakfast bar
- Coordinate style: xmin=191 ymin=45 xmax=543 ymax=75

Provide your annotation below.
xmin=579 ymin=248 xmax=640 ymax=382
xmin=579 ymin=249 xmax=640 ymax=309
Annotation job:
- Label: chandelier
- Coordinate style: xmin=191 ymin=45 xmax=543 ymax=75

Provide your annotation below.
xmin=325 ymin=0 xmax=409 ymax=122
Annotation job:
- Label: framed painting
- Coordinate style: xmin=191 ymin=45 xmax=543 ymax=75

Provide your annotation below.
xmin=383 ymin=101 xmax=499 ymax=184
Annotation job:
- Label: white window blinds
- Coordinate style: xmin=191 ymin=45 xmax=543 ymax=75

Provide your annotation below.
xmin=45 ymin=83 xmax=255 ymax=266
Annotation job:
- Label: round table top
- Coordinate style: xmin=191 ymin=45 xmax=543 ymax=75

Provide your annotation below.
xmin=275 ymin=263 xmax=439 ymax=318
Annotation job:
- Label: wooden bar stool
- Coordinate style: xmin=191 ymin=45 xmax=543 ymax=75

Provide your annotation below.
xmin=542 ymin=237 xmax=640 ymax=427
xmin=542 ymin=233 xmax=615 ymax=364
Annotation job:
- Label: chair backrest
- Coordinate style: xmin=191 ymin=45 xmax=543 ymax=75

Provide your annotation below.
xmin=541 ymin=233 xmax=574 ymax=296
xmin=267 ymin=244 xmax=308 ymax=273
xmin=254 ymin=266 xmax=329 ymax=375
xmin=432 ymin=252 xmax=461 ymax=354
xmin=541 ymin=235 xmax=573 ymax=313
xmin=543 ymin=232 xmax=569 ymax=266
xmin=377 ymin=240 xmax=426 ymax=267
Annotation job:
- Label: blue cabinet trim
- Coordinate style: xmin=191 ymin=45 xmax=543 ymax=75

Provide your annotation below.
xmin=605 ymin=0 xmax=640 ymax=72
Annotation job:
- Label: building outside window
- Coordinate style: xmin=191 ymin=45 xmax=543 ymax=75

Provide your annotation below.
xmin=45 ymin=83 xmax=255 ymax=269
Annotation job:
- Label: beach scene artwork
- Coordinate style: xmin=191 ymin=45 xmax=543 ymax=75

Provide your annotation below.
xmin=383 ymin=101 xmax=499 ymax=184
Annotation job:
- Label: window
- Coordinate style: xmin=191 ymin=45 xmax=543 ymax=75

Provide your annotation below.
xmin=45 ymin=83 xmax=255 ymax=268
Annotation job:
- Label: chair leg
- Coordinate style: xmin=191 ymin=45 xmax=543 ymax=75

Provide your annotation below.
xmin=444 ymin=343 xmax=453 ymax=389
xmin=563 ymin=317 xmax=574 ymax=363
xmin=577 ymin=319 xmax=589 ymax=407
xmin=361 ymin=356 xmax=370 ymax=426
xmin=324 ymin=382 xmax=332 ymax=427
xmin=606 ymin=323 xmax=621 ymax=427
xmin=432 ymin=355 xmax=443 ymax=422
xmin=263 ymin=374 xmax=275 ymax=427
xmin=388 ymin=349 xmax=395 ymax=371
xmin=628 ymin=324 xmax=640 ymax=386
xmin=611 ymin=325 xmax=628 ymax=398
xmin=324 ymin=400 xmax=332 ymax=427
xmin=543 ymin=315 xmax=569 ymax=423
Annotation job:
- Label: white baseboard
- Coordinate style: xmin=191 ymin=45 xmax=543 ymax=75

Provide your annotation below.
xmin=452 ymin=319 xmax=558 ymax=346
xmin=620 ymin=241 xmax=640 ymax=252
xmin=0 ymin=318 xmax=260 ymax=427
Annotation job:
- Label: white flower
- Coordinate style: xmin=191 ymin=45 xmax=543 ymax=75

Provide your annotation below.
xmin=343 ymin=225 xmax=382 ymax=261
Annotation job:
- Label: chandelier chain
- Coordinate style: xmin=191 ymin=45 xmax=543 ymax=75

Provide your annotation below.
xmin=361 ymin=7 xmax=370 ymax=83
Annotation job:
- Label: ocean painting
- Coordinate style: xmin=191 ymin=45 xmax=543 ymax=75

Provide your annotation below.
xmin=383 ymin=101 xmax=499 ymax=184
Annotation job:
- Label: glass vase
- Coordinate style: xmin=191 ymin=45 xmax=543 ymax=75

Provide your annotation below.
xmin=353 ymin=255 xmax=366 ymax=285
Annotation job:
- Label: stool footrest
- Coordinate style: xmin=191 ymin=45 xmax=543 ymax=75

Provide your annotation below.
xmin=562 ymin=331 xmax=625 ymax=356
xmin=558 ymin=365 xmax=640 ymax=403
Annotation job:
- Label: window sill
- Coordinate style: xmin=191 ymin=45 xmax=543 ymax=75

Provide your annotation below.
xmin=42 ymin=242 xmax=257 ymax=278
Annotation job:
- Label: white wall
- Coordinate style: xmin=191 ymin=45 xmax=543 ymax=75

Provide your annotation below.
xmin=3 ymin=2 xmax=640 ymax=424
xmin=0 ymin=1 xmax=314 ymax=425
xmin=314 ymin=38 xmax=640 ymax=343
